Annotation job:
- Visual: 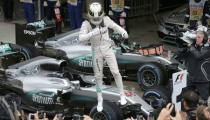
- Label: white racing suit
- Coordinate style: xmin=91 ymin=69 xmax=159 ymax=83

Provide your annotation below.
xmin=79 ymin=16 xmax=128 ymax=111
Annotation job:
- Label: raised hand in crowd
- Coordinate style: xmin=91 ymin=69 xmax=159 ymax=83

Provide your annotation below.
xmin=157 ymin=103 xmax=183 ymax=120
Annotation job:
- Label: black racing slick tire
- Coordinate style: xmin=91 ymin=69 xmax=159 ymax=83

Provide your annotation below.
xmin=90 ymin=102 xmax=123 ymax=120
xmin=143 ymin=86 xmax=171 ymax=110
xmin=137 ymin=64 xmax=164 ymax=90
xmin=0 ymin=96 xmax=16 ymax=120
xmin=22 ymin=44 xmax=39 ymax=58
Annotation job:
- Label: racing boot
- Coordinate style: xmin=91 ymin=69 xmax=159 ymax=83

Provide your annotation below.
xmin=120 ymin=94 xmax=127 ymax=105
xmin=97 ymin=92 xmax=103 ymax=112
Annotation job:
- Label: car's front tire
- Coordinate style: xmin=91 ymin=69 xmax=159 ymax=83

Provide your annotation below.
xmin=143 ymin=86 xmax=171 ymax=110
xmin=90 ymin=102 xmax=123 ymax=120
xmin=137 ymin=64 xmax=164 ymax=90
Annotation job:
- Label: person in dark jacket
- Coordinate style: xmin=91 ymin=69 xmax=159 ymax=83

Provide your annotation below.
xmin=67 ymin=0 xmax=83 ymax=30
xmin=46 ymin=0 xmax=62 ymax=34
xmin=2 ymin=0 xmax=14 ymax=22
xmin=184 ymin=31 xmax=210 ymax=102
xmin=20 ymin=0 xmax=35 ymax=23
xmin=185 ymin=0 xmax=210 ymax=30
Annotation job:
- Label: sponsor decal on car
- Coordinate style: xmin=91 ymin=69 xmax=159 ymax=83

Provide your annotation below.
xmin=23 ymin=30 xmax=36 ymax=36
xmin=28 ymin=91 xmax=56 ymax=105
xmin=32 ymin=94 xmax=54 ymax=104
xmin=79 ymin=60 xmax=93 ymax=67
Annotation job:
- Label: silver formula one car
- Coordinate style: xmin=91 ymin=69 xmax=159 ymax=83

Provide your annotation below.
xmin=29 ymin=29 xmax=181 ymax=90
xmin=0 ymin=51 xmax=155 ymax=119
xmin=157 ymin=5 xmax=189 ymax=44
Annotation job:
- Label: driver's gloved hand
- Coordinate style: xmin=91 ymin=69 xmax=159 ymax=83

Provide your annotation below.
xmin=122 ymin=32 xmax=128 ymax=39
xmin=99 ymin=27 xmax=108 ymax=34
xmin=90 ymin=27 xmax=101 ymax=37
xmin=108 ymin=10 xmax=114 ymax=16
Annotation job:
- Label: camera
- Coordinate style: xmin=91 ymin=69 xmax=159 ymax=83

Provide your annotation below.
xmin=28 ymin=112 xmax=44 ymax=120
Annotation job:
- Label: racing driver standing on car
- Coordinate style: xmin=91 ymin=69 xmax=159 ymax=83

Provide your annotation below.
xmin=185 ymin=0 xmax=210 ymax=29
xmin=79 ymin=2 xmax=128 ymax=112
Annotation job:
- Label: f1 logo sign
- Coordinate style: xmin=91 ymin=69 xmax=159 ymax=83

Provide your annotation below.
xmin=172 ymin=70 xmax=187 ymax=111
xmin=175 ymin=73 xmax=184 ymax=83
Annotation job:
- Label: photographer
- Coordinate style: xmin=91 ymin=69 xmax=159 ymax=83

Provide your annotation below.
xmin=183 ymin=31 xmax=210 ymax=103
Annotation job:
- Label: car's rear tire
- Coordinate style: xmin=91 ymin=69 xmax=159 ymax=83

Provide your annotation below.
xmin=143 ymin=86 xmax=171 ymax=110
xmin=22 ymin=44 xmax=39 ymax=58
xmin=90 ymin=102 xmax=123 ymax=120
xmin=0 ymin=96 xmax=16 ymax=120
xmin=137 ymin=64 xmax=164 ymax=90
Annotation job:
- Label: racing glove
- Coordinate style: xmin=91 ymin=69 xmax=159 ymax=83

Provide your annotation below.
xmin=90 ymin=27 xmax=101 ymax=36
xmin=108 ymin=10 xmax=114 ymax=16
xmin=122 ymin=32 xmax=128 ymax=39
xmin=99 ymin=27 xmax=108 ymax=34
xmin=79 ymin=27 xmax=100 ymax=41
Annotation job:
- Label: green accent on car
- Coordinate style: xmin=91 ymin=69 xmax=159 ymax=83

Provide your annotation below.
xmin=71 ymin=54 xmax=93 ymax=67
xmin=26 ymin=90 xmax=57 ymax=105
xmin=0 ymin=44 xmax=12 ymax=53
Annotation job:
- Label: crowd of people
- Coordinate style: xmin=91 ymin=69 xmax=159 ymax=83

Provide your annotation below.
xmin=158 ymin=0 xmax=210 ymax=119
xmin=1 ymin=0 xmax=129 ymax=33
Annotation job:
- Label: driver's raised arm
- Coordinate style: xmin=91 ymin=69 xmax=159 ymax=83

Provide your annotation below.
xmin=79 ymin=21 xmax=101 ymax=42
xmin=104 ymin=16 xmax=128 ymax=39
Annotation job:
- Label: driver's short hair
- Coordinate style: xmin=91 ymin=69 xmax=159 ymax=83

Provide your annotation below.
xmin=183 ymin=90 xmax=199 ymax=108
